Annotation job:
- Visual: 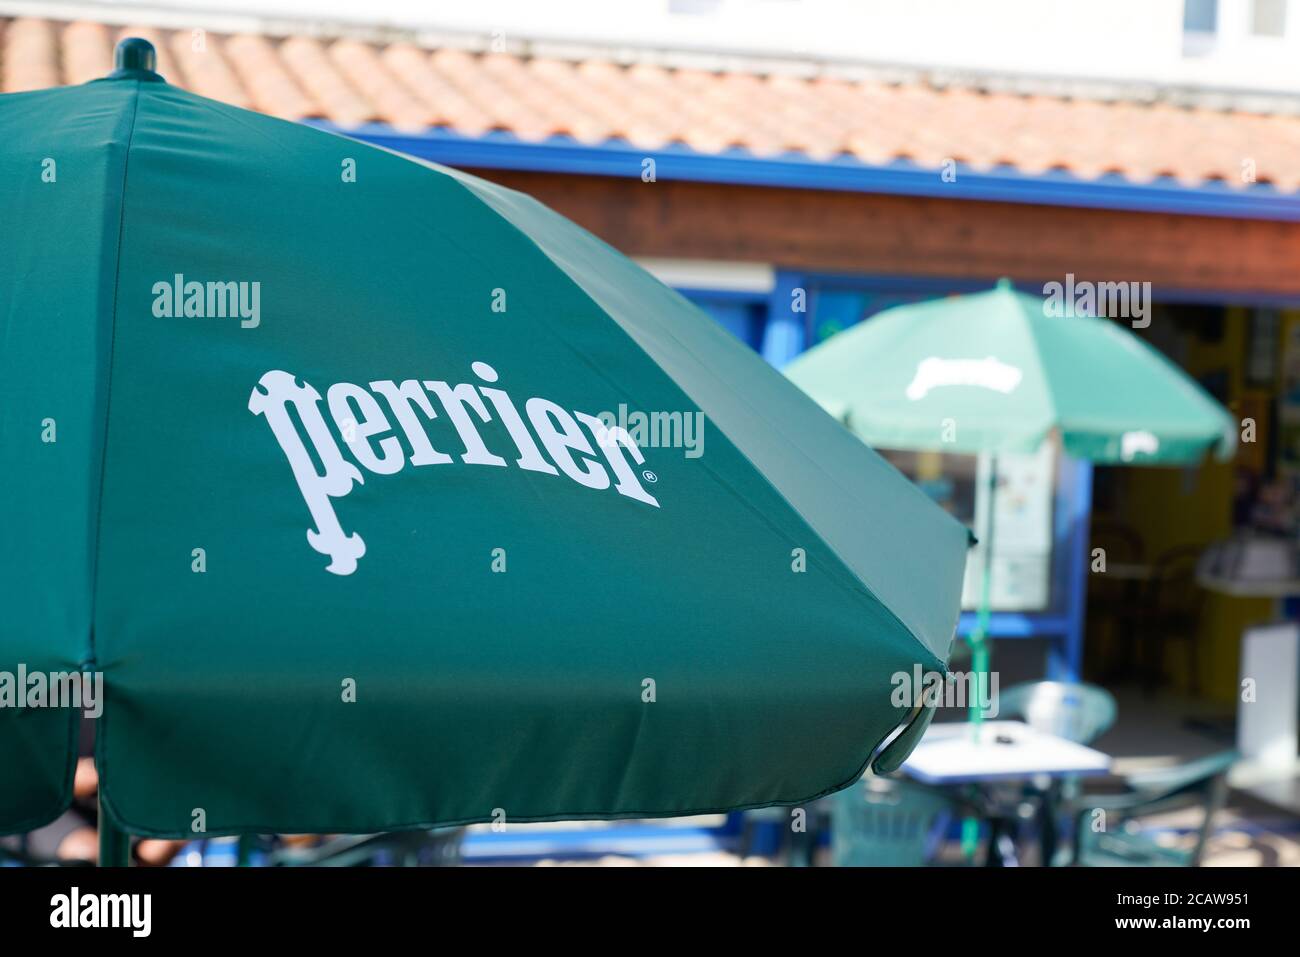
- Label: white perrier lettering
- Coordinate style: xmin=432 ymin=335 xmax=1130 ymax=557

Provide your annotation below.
xmin=249 ymin=361 xmax=660 ymax=575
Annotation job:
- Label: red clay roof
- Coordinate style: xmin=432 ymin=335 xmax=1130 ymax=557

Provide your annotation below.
xmin=5 ymin=15 xmax=1300 ymax=192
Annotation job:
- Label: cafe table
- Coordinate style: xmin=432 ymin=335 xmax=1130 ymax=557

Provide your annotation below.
xmin=901 ymin=720 xmax=1112 ymax=865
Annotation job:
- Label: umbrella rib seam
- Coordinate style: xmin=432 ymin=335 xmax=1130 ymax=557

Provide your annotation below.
xmin=86 ymin=80 xmax=144 ymax=671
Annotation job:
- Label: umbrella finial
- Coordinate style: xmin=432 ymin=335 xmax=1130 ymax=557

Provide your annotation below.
xmin=995 ymin=277 xmax=1014 ymax=291
xmin=109 ymin=38 xmax=161 ymax=80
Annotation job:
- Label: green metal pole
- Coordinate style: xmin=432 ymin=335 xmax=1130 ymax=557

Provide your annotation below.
xmin=969 ymin=453 xmax=998 ymax=725
xmin=962 ymin=453 xmax=998 ymax=858
xmin=99 ymin=813 xmax=131 ymax=867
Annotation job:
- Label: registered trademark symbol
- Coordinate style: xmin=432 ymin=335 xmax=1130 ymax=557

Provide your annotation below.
xmin=642 ymin=470 xmax=658 ymax=483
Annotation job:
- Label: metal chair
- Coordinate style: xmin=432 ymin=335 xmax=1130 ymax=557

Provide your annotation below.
xmin=996 ymin=681 xmax=1118 ymax=864
xmin=1070 ymin=751 xmax=1236 ymax=866
xmin=997 ymin=680 xmax=1118 ymax=745
xmin=831 ymin=775 xmax=974 ymax=866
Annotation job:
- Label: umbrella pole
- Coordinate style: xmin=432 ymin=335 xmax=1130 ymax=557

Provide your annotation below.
xmin=969 ymin=454 xmax=998 ymax=726
xmin=99 ymin=815 xmax=131 ymax=867
xmin=961 ymin=454 xmax=997 ymax=859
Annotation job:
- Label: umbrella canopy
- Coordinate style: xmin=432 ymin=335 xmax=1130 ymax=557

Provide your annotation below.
xmin=788 ymin=281 xmax=1236 ymax=771
xmin=786 ymin=283 xmax=1237 ymax=464
xmin=0 ymin=41 xmax=969 ymax=838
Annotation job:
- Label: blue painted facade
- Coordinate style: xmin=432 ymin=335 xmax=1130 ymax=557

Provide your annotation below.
xmin=317 ymin=121 xmax=1300 ymax=223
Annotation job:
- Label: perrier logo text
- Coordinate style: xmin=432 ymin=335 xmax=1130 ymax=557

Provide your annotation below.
xmin=249 ymin=361 xmax=660 ymax=575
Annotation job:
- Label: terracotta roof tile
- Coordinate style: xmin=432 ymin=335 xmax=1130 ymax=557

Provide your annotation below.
xmin=380 ymin=44 xmax=492 ymax=134
xmin=279 ymin=35 xmax=377 ymax=127
xmin=168 ymin=30 xmax=248 ymax=108
xmin=525 ymin=58 xmax=616 ymax=142
xmin=329 ymin=39 xmax=435 ymax=132
xmin=6 ymin=15 xmax=1300 ymax=193
xmin=224 ymin=33 xmax=319 ymax=120
xmin=427 ymin=47 xmax=515 ymax=133
xmin=61 ymin=20 xmax=112 ymax=86
xmin=4 ymin=18 xmax=60 ymax=92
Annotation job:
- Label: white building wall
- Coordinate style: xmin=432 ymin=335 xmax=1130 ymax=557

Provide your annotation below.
xmin=74 ymin=0 xmax=1300 ymax=95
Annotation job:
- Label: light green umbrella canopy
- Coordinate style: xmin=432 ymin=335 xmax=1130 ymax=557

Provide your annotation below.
xmin=789 ymin=280 xmax=1236 ymax=788
xmin=786 ymin=284 xmax=1237 ymax=465
xmin=0 ymin=41 xmax=969 ymax=839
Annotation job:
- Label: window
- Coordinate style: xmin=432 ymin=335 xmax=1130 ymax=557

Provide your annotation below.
xmin=1183 ymin=0 xmax=1219 ymax=55
xmin=1252 ymin=0 xmax=1288 ymax=36
xmin=1184 ymin=0 xmax=1219 ymax=32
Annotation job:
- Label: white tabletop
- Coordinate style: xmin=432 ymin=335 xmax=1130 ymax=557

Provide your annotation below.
xmin=901 ymin=720 xmax=1112 ymax=785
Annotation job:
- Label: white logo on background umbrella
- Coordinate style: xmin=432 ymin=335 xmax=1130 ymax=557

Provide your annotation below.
xmin=905 ymin=356 xmax=1024 ymax=400
xmin=1120 ymin=430 xmax=1160 ymax=461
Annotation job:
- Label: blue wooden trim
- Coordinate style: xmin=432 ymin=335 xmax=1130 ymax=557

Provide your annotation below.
xmin=956 ymin=613 xmax=1073 ymax=638
xmin=675 ymin=286 xmax=771 ymax=304
xmin=761 ymin=270 xmax=808 ymax=368
xmin=802 ymin=272 xmax=1002 ymax=295
xmin=317 ymin=122 xmax=1300 ymax=223
xmin=679 ymin=287 xmax=770 ymax=351
xmin=799 ymin=269 xmax=1300 ymax=310
xmin=1136 ymin=286 xmax=1300 ymax=308
xmin=1047 ymin=458 xmax=1093 ymax=682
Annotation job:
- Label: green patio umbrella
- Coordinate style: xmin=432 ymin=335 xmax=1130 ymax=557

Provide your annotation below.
xmin=787 ymin=281 xmax=1236 ymax=723
xmin=0 ymin=40 xmax=970 ymax=861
